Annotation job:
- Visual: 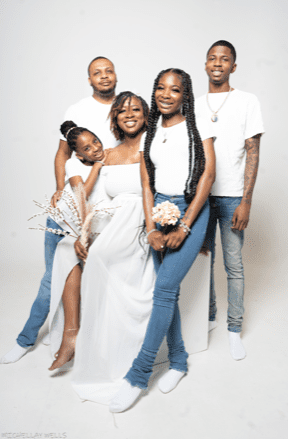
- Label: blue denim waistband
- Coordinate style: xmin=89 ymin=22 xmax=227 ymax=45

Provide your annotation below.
xmin=155 ymin=192 xmax=186 ymax=203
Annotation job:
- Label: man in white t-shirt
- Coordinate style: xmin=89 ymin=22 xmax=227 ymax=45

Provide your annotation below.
xmin=195 ymin=40 xmax=265 ymax=360
xmin=51 ymin=56 xmax=118 ymax=207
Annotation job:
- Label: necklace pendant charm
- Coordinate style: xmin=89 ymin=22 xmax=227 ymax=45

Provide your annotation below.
xmin=211 ymin=114 xmax=218 ymax=122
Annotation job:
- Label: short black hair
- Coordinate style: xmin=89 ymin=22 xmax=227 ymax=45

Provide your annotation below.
xmin=207 ymin=40 xmax=236 ymax=63
xmin=87 ymin=56 xmax=113 ymax=76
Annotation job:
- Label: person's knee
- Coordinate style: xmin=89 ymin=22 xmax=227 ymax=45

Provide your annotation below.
xmin=153 ymin=286 xmax=178 ymax=308
xmin=223 ymin=247 xmax=243 ymax=276
xmin=224 ymin=260 xmax=244 ymax=278
xmin=225 ymin=260 xmax=244 ymax=279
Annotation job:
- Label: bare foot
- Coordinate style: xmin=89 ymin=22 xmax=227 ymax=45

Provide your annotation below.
xmin=49 ymin=329 xmax=78 ymax=370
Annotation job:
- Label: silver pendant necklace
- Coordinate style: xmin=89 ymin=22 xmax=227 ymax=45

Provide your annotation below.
xmin=206 ymin=87 xmax=232 ymax=122
xmin=162 ymin=126 xmax=168 ymax=143
xmin=161 ymin=117 xmax=185 ymax=143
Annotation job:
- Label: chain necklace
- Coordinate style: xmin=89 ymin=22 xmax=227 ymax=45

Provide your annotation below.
xmin=161 ymin=116 xmax=185 ymax=143
xmin=206 ymin=87 xmax=232 ymax=122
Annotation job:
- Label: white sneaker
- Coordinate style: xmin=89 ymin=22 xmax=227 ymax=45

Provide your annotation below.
xmin=228 ymin=332 xmax=246 ymax=360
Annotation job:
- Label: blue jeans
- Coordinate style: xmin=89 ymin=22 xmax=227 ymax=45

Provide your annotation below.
xmin=16 ymin=217 xmax=64 ymax=347
xmin=125 ymin=193 xmax=210 ymax=389
xmin=205 ymin=196 xmax=244 ymax=333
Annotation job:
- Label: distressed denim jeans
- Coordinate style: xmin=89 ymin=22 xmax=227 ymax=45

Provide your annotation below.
xmin=205 ymin=196 xmax=244 ymax=333
xmin=124 ymin=193 xmax=210 ymax=389
xmin=17 ymin=217 xmax=64 ymax=347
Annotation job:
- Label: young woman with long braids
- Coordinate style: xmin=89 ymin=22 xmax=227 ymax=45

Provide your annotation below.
xmin=109 ymin=69 xmax=216 ymax=412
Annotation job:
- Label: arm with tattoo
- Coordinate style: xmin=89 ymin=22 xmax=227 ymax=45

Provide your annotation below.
xmin=231 ymin=134 xmax=261 ymax=231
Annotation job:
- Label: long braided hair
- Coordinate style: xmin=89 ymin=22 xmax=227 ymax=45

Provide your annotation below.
xmin=143 ymin=68 xmax=205 ymax=203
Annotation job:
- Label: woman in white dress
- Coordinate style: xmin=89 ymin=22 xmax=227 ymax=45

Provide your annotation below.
xmin=70 ymin=91 xmax=156 ymax=404
xmin=50 ymin=92 xmax=156 ymax=404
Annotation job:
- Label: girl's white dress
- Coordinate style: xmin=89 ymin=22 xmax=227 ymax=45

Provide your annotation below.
xmin=50 ymin=163 xmax=155 ymax=405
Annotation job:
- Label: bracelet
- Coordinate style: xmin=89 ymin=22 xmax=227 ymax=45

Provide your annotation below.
xmin=145 ymin=228 xmax=158 ymax=244
xmin=179 ymin=219 xmax=191 ymax=235
xmin=95 ymin=161 xmax=105 ymax=165
xmin=146 ymin=229 xmax=158 ymax=239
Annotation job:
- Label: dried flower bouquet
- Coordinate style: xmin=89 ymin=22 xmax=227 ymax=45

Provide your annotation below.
xmin=29 ymin=183 xmax=115 ymax=248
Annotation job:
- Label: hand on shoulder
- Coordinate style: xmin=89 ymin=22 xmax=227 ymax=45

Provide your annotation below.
xmin=102 ymin=148 xmax=114 ymax=166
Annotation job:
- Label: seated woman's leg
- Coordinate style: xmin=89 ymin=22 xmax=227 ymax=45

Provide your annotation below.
xmin=124 ymin=247 xmax=189 ymax=389
xmin=152 ymin=228 xmax=187 ymax=373
xmin=166 ymin=297 xmax=185 ymax=368
xmin=110 ymin=200 xmax=210 ymax=411
xmin=49 ymin=263 xmax=82 ymax=370
xmin=129 ymin=201 xmax=209 ymax=386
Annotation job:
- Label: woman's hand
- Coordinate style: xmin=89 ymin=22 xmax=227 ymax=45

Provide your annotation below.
xmin=74 ymin=238 xmax=88 ymax=261
xmin=165 ymin=227 xmax=187 ymax=250
xmin=51 ymin=190 xmax=63 ymax=208
xmin=148 ymin=230 xmax=167 ymax=252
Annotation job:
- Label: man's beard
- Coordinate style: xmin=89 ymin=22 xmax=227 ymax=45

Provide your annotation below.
xmin=93 ymin=85 xmax=115 ymax=96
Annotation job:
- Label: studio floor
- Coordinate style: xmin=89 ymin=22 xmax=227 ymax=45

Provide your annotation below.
xmin=0 ymin=258 xmax=287 ymax=439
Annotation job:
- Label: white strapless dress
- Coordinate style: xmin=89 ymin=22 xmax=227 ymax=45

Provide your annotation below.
xmin=71 ymin=164 xmax=155 ymax=404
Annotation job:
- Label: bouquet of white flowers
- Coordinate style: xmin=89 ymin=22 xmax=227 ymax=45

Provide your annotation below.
xmin=152 ymin=200 xmax=181 ymax=226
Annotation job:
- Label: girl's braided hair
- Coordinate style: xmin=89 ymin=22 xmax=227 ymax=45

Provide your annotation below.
xmin=143 ymin=68 xmax=205 ymax=203
xmin=60 ymin=121 xmax=102 ymax=152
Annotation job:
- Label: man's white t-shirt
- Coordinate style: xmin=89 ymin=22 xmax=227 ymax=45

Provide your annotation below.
xmin=60 ymin=96 xmax=119 ymax=150
xmin=140 ymin=117 xmax=214 ymax=196
xmin=195 ymin=89 xmax=265 ymax=197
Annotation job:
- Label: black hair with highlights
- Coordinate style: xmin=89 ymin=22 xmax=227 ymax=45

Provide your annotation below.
xmin=109 ymin=91 xmax=149 ymax=141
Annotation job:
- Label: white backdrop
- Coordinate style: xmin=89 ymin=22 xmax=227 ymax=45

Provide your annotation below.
xmin=0 ymin=0 xmax=287 ymax=291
